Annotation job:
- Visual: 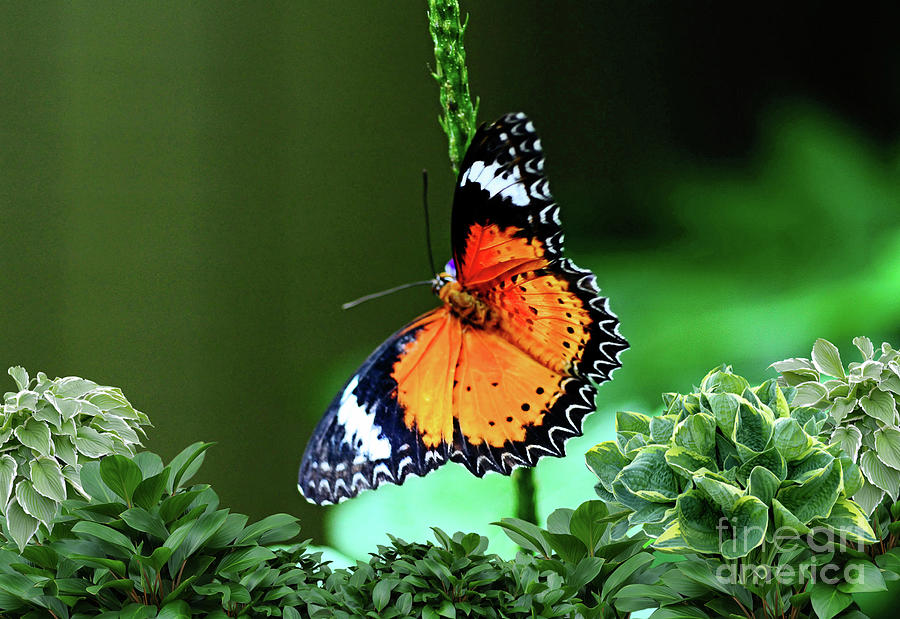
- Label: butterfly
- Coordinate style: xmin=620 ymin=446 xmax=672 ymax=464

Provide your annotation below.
xmin=298 ymin=113 xmax=628 ymax=505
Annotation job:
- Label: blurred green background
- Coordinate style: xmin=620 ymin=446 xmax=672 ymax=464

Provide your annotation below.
xmin=2 ymin=2 xmax=899 ymax=562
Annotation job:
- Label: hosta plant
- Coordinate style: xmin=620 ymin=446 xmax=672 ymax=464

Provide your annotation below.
xmin=772 ymin=337 xmax=900 ymax=516
xmin=587 ymin=366 xmax=876 ymax=562
xmin=1 ymin=367 xmax=150 ymax=549
xmin=0 ymin=442 xmax=330 ymax=618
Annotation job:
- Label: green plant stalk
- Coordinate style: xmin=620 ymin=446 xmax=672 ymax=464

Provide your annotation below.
xmin=427 ymin=0 xmax=478 ymax=175
xmin=427 ymin=0 xmax=536 ymax=526
xmin=513 ymin=467 xmax=537 ymax=525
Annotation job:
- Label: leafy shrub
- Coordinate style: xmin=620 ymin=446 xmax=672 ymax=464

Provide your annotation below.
xmin=0 ymin=442 xmax=329 ymax=618
xmin=315 ymin=528 xmax=581 ymax=619
xmin=588 ymin=366 xmax=876 ymax=561
xmin=1 ymin=367 xmax=150 ymax=550
xmin=772 ymin=337 xmax=900 ymax=516
xmin=496 ymin=500 xmax=669 ymax=618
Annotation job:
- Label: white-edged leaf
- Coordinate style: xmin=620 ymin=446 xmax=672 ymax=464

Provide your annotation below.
xmin=15 ymin=479 xmax=58 ymax=527
xmin=859 ymin=451 xmax=900 ymax=501
xmin=853 ymin=481 xmax=884 ymax=516
xmin=52 ymin=436 xmax=78 ymax=467
xmin=0 ymin=455 xmax=16 ymax=515
xmin=13 ymin=418 xmax=52 ymax=456
xmin=850 ymin=360 xmax=884 ymax=384
xmin=860 ymin=389 xmax=897 ymax=426
xmin=831 ymin=426 xmax=862 ymax=462
xmin=853 ymin=336 xmax=874 ymax=361
xmin=875 ymin=427 xmax=900 ymax=472
xmin=812 ymin=339 xmax=845 ymax=379
xmin=30 ymin=457 xmax=66 ymax=502
xmin=792 ymin=381 xmax=828 ymax=408
xmin=7 ymin=367 xmax=29 ymax=391
xmin=73 ymin=426 xmax=114 ymax=458
xmin=6 ymin=498 xmax=39 ymax=551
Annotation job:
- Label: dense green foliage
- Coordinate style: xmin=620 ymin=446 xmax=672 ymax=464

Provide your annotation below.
xmin=589 ymin=366 xmax=875 ymax=560
xmin=1 ymin=368 xmax=150 ymax=550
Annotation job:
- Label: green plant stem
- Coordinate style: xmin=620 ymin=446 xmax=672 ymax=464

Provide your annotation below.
xmin=513 ymin=468 xmax=537 ymax=525
xmin=427 ymin=0 xmax=478 ymax=175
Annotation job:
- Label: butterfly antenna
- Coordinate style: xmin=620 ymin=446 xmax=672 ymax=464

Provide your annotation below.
xmin=341 ymin=280 xmax=434 ymax=310
xmin=422 ymin=169 xmax=438 ymax=276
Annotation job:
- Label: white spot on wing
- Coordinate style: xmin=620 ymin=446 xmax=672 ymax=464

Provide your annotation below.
xmin=336 ymin=376 xmax=392 ymax=462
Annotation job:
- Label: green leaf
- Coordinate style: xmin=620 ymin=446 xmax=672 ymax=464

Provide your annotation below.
xmin=831 ymin=426 xmax=863 ymax=462
xmin=372 ymin=578 xmax=397 ymax=612
xmin=167 ymin=509 xmax=230 ymax=571
xmin=733 ymin=400 xmax=774 ymax=456
xmin=545 ymin=507 xmax=573 ymax=534
xmin=121 ymin=507 xmax=170 ymax=540
xmin=29 ymin=456 xmax=66 ymax=503
xmin=649 ymin=415 xmax=677 ymax=443
xmin=706 ymin=392 xmax=740 ymax=438
xmin=747 ymin=466 xmax=780 ymax=506
xmin=675 ymin=490 xmax=721 ymax=554
xmin=601 ymin=552 xmax=654 ymax=600
xmin=15 ymin=479 xmax=58 ymax=527
xmin=14 ymin=418 xmax=51 ymax=457
xmin=860 ymin=450 xmax=900 ymax=501
xmin=810 ymin=581 xmax=852 ymax=619
xmin=839 ymin=456 xmax=864 ymax=497
xmin=693 ymin=473 xmax=743 ymax=513
xmin=132 ymin=469 xmax=169 ymax=511
xmin=8 ymin=367 xmax=29 ymax=391
xmin=648 ymin=608 xmax=711 ymax=619
xmin=78 ymin=461 xmax=118 ymax=502
xmin=812 ymin=338 xmax=845 ymax=379
xmin=701 ymin=366 xmax=749 ymax=394
xmin=72 ymin=520 xmax=136 ymax=552
xmin=0 ymin=455 xmax=17 ymax=514
xmin=67 ymin=554 xmax=126 ymax=575
xmin=776 ymin=459 xmax=841 ymax=524
xmin=217 ymin=546 xmax=277 ymax=574
xmin=618 ymin=445 xmax=680 ymax=502
xmin=860 ymin=388 xmax=897 ymax=425
xmin=585 ymin=441 xmax=629 ymax=491
xmin=830 ymin=397 xmax=857 ymax=425
xmin=616 ymin=411 xmax=652 ymax=434
xmin=720 ymin=495 xmax=767 ymax=559
xmin=167 ymin=441 xmax=213 ymax=492
xmin=5 ymin=499 xmax=39 ymax=551
xmin=875 ymin=427 xmax=900 ymax=471
xmin=772 ymin=417 xmax=813 ymax=461
xmin=157 ymin=600 xmax=191 ymax=619
xmin=837 ymin=560 xmax=886 ymax=593
xmin=136 ymin=546 xmax=173 ymax=573
xmin=235 ymin=513 xmax=299 ymax=545
xmin=673 ymin=413 xmax=716 ymax=457
xmin=664 ymin=446 xmax=715 ymax=479
xmin=100 ymin=454 xmax=143 ymax=505
xmin=493 ymin=518 xmax=551 ymax=557
xmin=568 ymin=500 xmax=609 ymax=553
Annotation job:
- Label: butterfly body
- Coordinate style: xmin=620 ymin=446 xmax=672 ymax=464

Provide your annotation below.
xmin=299 ymin=113 xmax=627 ymax=505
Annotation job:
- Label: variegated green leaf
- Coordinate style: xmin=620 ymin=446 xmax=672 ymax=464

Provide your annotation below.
xmin=875 ymin=427 xmax=900 ymax=471
xmin=617 ymin=445 xmax=679 ymax=502
xmin=14 ymin=418 xmax=51 ymax=456
xmin=720 ymin=495 xmax=767 ymax=559
xmin=0 ymin=455 xmax=16 ymax=515
xmin=830 ymin=425 xmax=862 ymax=461
xmin=839 ymin=456 xmax=864 ymax=497
xmin=664 ymin=446 xmax=716 ymax=479
xmin=585 ymin=441 xmax=628 ymax=493
xmin=675 ymin=490 xmax=721 ymax=554
xmin=15 ymin=479 xmax=58 ymax=527
xmin=8 ymin=367 xmax=29 ymax=391
xmin=853 ymin=336 xmax=874 ymax=360
xmin=830 ymin=396 xmax=857 ymax=425
xmin=813 ymin=498 xmax=877 ymax=545
xmin=673 ymin=413 xmax=716 ymax=457
xmin=693 ymin=473 xmax=743 ymax=514
xmin=29 ymin=456 xmax=66 ymax=502
xmin=776 ymin=459 xmax=841 ymax=524
xmin=812 ymin=339 xmax=845 ymax=379
xmin=859 ymin=450 xmax=899 ymax=501
xmin=706 ymin=392 xmax=740 ymax=438
xmin=6 ymin=498 xmax=39 ymax=551
xmin=772 ymin=417 xmax=813 ymax=461
xmin=792 ymin=381 xmax=828 ymax=408
xmin=748 ymin=466 xmax=780 ymax=506
xmin=860 ymin=388 xmax=897 ymax=426
xmin=852 ymin=480 xmax=885 ymax=516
